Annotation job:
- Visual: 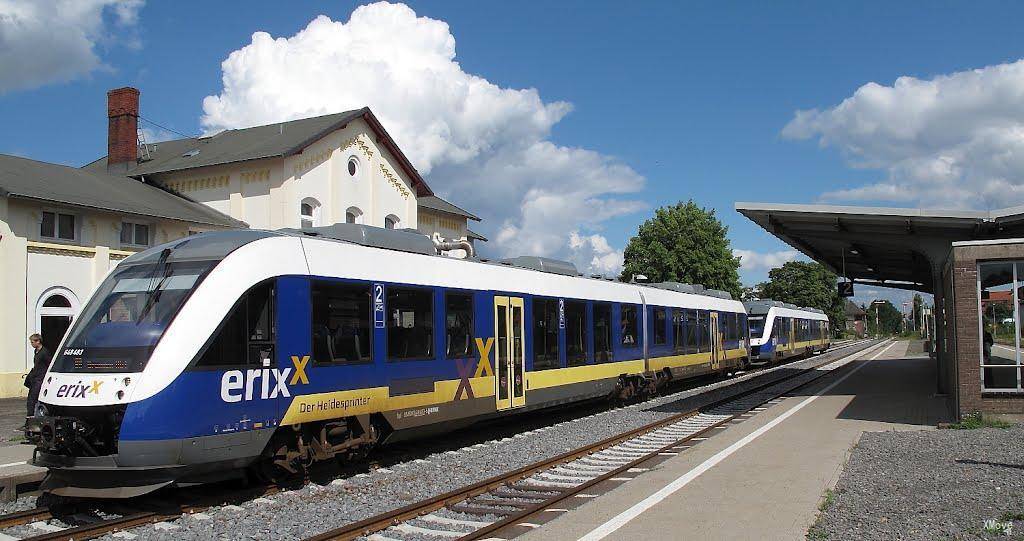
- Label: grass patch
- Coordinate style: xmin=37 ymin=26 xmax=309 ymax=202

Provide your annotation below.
xmin=806 ymin=525 xmax=829 ymax=540
xmin=945 ymin=413 xmax=1014 ymax=430
xmin=1001 ymin=511 xmax=1024 ymax=522
xmin=818 ymin=488 xmax=836 ymax=512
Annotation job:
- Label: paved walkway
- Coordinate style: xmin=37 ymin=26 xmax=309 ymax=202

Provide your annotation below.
xmin=520 ymin=340 xmax=949 ymax=541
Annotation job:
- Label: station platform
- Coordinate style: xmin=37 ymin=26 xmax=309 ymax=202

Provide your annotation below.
xmin=520 ymin=340 xmax=950 ymax=541
xmin=0 ymin=398 xmax=44 ymax=501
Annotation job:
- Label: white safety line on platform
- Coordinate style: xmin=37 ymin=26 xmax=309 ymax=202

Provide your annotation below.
xmin=576 ymin=340 xmax=888 ymax=541
xmin=868 ymin=341 xmax=898 ymax=360
xmin=0 ymin=461 xmax=27 ymax=469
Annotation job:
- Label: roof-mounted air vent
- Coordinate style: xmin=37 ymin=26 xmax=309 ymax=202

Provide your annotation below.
xmin=499 ymin=256 xmax=580 ymax=277
xmin=279 ymin=223 xmax=437 ymax=256
xmin=650 ymin=282 xmax=706 ymax=295
xmin=706 ymin=289 xmax=733 ymax=300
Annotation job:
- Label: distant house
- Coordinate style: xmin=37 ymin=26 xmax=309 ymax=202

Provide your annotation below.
xmin=845 ymin=299 xmax=867 ymax=337
xmin=0 ymin=87 xmax=483 ymax=398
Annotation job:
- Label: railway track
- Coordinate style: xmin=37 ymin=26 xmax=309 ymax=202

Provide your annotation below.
xmin=304 ymin=338 xmax=884 ymax=541
xmin=0 ymin=339 xmax=871 ymax=541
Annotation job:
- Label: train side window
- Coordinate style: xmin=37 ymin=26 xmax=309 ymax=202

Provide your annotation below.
xmin=685 ymin=309 xmax=699 ymax=354
xmin=533 ymin=298 xmax=560 ymax=370
xmin=697 ymin=310 xmax=710 ymax=353
xmin=673 ymin=309 xmax=685 ymax=352
xmin=387 ymin=286 xmax=434 ymax=361
xmin=445 ymin=292 xmax=473 ymax=359
xmin=197 ymin=281 xmax=275 ymax=367
xmin=311 ymin=281 xmax=372 ymax=365
xmin=594 ymin=303 xmax=613 ymax=363
xmin=727 ymin=313 xmax=738 ymax=342
xmin=621 ymin=305 xmax=639 ymax=347
xmin=653 ymin=308 xmax=667 ymax=346
xmin=565 ymin=300 xmax=588 ymax=367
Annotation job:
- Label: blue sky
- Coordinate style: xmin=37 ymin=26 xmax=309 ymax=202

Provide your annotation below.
xmin=3 ymin=1 xmax=1024 ymax=308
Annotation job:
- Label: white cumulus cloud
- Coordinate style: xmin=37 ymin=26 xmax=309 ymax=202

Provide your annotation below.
xmin=0 ymin=0 xmax=143 ymax=94
xmin=567 ymin=231 xmax=625 ymax=276
xmin=732 ymin=249 xmax=800 ymax=272
xmin=783 ymin=59 xmax=1024 ymax=209
xmin=200 ymin=2 xmax=645 ymax=269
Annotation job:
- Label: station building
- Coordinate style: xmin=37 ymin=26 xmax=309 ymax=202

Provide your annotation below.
xmin=737 ymin=202 xmax=1024 ymax=420
xmin=0 ymin=87 xmax=482 ymax=398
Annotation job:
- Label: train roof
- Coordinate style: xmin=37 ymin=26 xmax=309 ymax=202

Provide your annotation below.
xmin=743 ymin=300 xmax=827 ymax=318
xmin=123 ymin=224 xmax=740 ymax=303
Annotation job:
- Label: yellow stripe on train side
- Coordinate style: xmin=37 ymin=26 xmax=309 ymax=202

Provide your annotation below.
xmin=526 ymin=359 xmax=646 ymax=390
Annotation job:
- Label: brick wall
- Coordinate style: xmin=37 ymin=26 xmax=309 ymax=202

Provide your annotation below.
xmin=952 ymin=243 xmax=1024 ymax=417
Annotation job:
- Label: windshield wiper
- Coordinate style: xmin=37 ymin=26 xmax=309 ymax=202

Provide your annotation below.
xmin=136 ymin=248 xmax=172 ymax=324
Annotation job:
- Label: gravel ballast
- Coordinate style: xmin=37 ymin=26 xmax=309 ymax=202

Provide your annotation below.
xmin=811 ymin=426 xmax=1024 ymax=541
xmin=1 ymin=341 xmax=874 ymax=541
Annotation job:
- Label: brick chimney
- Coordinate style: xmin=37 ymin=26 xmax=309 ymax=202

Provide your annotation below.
xmin=107 ymin=87 xmax=139 ymax=173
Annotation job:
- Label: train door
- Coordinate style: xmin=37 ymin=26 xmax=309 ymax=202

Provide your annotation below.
xmin=709 ymin=312 xmax=722 ymax=371
xmin=494 ymin=296 xmax=526 ymax=411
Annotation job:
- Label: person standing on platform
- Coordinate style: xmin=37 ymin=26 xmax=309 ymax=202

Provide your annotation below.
xmin=25 ymin=334 xmax=51 ymax=417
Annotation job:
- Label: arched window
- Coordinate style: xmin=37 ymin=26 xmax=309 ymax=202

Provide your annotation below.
xmin=384 ymin=214 xmax=400 ymax=230
xmin=300 ymin=198 xmax=321 ymax=228
xmin=345 ymin=207 xmax=363 ymax=225
xmin=347 ymin=156 xmax=359 ymax=178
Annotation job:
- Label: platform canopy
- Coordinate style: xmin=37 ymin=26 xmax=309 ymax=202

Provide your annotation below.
xmin=735 ymin=202 xmax=1024 ymax=292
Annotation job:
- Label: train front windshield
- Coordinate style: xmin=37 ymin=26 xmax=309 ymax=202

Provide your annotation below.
xmin=51 ymin=259 xmax=217 ymax=373
xmin=748 ymin=316 xmax=766 ymax=338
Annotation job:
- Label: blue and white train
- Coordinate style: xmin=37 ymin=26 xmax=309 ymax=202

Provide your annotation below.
xmin=744 ymin=300 xmax=830 ymax=364
xmin=28 ymin=225 xmax=751 ymax=497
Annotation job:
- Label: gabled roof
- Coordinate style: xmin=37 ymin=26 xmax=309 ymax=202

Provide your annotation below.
xmin=844 ymin=299 xmax=866 ymax=317
xmin=418 ymin=195 xmax=480 ymax=221
xmin=0 ymin=154 xmax=245 ymax=228
xmin=83 ymin=107 xmax=432 ymax=197
xmin=467 ymin=228 xmax=488 ymax=242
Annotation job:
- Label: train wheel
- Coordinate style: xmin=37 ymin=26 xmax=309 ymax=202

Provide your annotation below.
xmin=254 ymin=432 xmax=307 ymax=487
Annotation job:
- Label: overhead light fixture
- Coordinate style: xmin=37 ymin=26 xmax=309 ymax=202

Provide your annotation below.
xmin=849 ymin=249 xmax=859 ymax=255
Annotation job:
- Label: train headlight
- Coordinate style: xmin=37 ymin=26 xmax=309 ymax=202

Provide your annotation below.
xmin=34 ymin=402 xmax=48 ymax=417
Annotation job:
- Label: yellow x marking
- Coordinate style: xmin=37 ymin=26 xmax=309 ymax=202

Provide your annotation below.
xmin=474 ymin=338 xmax=495 ymax=378
xmin=290 ymin=355 xmax=310 ymax=385
xmin=90 ymin=380 xmax=103 ymax=394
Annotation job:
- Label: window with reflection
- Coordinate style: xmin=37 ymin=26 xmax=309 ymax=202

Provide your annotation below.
xmin=980 ymin=262 xmax=1020 ymax=390
xmin=565 ymin=300 xmax=587 ymax=367
xmin=445 ymin=292 xmax=473 ymax=359
xmin=532 ymin=298 xmax=560 ymax=370
xmin=652 ymin=308 xmax=667 ymax=346
xmin=594 ymin=303 xmax=612 ymax=363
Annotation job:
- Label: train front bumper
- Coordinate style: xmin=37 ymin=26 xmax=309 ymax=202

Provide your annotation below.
xmin=33 ymin=450 xmax=182 ymax=498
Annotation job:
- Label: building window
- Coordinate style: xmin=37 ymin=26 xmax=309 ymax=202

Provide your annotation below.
xmin=311 ymin=280 xmax=371 ymax=365
xmin=979 ymin=262 xmax=1021 ymax=391
xmin=653 ymin=308 xmax=667 ymax=346
xmin=120 ymin=222 xmax=150 ymax=247
xmin=387 ymin=286 xmax=434 ymax=361
xmin=445 ymin=292 xmax=473 ymax=359
xmin=300 ymin=198 xmax=321 ymax=228
xmin=565 ymin=300 xmax=587 ymax=367
xmin=594 ymin=303 xmax=613 ymax=363
xmin=533 ymin=298 xmax=560 ymax=370
xmin=385 ymin=214 xmax=400 ymax=230
xmin=41 ymin=211 xmax=75 ymax=241
xmin=346 ymin=206 xmax=363 ymax=224
xmin=348 ymin=156 xmax=359 ymax=177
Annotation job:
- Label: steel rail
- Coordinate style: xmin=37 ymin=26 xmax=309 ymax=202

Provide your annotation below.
xmin=305 ymin=338 xmax=882 ymax=541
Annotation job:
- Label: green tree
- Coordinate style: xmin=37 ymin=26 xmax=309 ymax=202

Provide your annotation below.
xmin=865 ymin=300 xmax=903 ymax=336
xmin=758 ymin=261 xmax=844 ymax=332
xmin=912 ymin=293 xmax=924 ymax=334
xmin=620 ymin=201 xmax=742 ymax=298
